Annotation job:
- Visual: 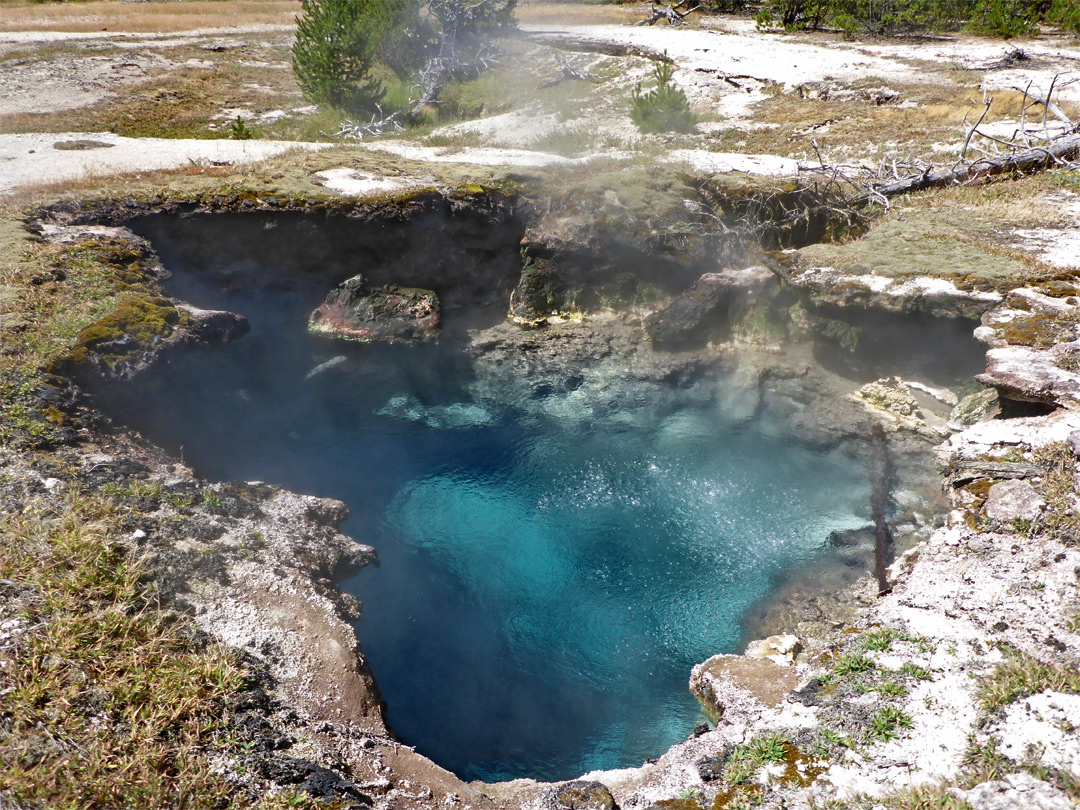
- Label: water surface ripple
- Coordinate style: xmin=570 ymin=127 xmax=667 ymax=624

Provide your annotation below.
xmin=97 ymin=283 xmax=869 ymax=783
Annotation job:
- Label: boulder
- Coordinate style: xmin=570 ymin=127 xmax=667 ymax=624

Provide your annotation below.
xmin=689 ymin=653 xmax=799 ymax=724
xmin=977 ymin=345 xmax=1080 ymax=409
xmin=745 ymin=633 xmax=802 ymax=666
xmin=975 ymin=288 xmax=1080 ymax=409
xmin=695 ymin=744 xmax=736 ymax=782
xmin=61 ymin=295 xmax=249 ymax=382
xmin=961 ymin=772 xmax=1074 ymax=810
xmin=543 ymin=781 xmax=615 ymax=810
xmin=984 ymin=479 xmax=1046 ymax=523
xmin=851 ymin=377 xmax=923 ymax=422
xmin=309 ymin=275 xmax=439 ymax=343
xmin=177 ymin=304 xmax=250 ymax=343
xmin=1068 ymin=429 xmax=1080 ymax=458
xmin=645 ymin=266 xmax=776 ymax=350
xmin=509 ymin=241 xmax=571 ymax=326
xmin=949 ymin=388 xmax=1000 ymax=430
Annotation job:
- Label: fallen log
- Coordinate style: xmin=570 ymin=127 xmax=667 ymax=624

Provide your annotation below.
xmin=859 ymin=131 xmax=1080 ymax=203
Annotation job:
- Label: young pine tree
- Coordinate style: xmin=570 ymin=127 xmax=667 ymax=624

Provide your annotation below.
xmin=291 ymin=0 xmax=414 ymax=115
xmin=630 ymin=60 xmax=697 ymax=134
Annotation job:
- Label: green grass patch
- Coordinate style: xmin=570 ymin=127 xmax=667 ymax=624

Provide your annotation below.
xmin=960 ymin=734 xmax=1006 ymax=787
xmin=900 ymin=662 xmax=933 ymax=681
xmin=833 ymin=653 xmax=876 ymax=676
xmin=978 ymin=647 xmax=1080 ymax=712
xmin=868 ymin=706 xmax=913 ymax=742
xmin=0 ymin=487 xmax=247 ymax=808
xmin=724 ymin=731 xmax=791 ymax=785
xmin=876 ymin=679 xmax=908 ymax=698
xmin=873 ymin=784 xmax=974 ymax=809
xmin=862 ymin=627 xmax=901 ymax=652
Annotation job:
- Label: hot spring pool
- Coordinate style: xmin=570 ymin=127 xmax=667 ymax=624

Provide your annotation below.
xmin=96 ymin=281 xmax=874 ymax=783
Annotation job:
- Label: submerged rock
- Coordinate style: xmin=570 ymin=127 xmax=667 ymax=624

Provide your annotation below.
xmin=309 ymin=274 xmax=440 ymax=343
xmin=644 ymin=266 xmax=776 ymax=350
xmin=305 ymin=355 xmax=347 ymax=379
xmin=375 ymin=393 xmax=494 ymax=429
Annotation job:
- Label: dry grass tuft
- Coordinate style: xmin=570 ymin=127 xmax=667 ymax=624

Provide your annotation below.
xmin=1031 ymin=442 xmax=1080 ymax=544
xmin=977 ymin=646 xmax=1080 ymax=713
xmin=874 ymin=784 xmax=974 ymax=810
xmin=0 ymin=487 xmax=246 ymax=808
xmin=516 ymin=1 xmax=646 ymax=25
xmin=0 ymin=1 xmax=301 ymax=34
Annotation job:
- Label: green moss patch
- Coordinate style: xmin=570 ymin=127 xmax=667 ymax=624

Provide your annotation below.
xmin=64 ymin=295 xmax=187 ymax=372
xmin=60 ymin=237 xmax=160 ymax=287
xmin=796 ymin=207 xmax=1029 ymax=290
xmin=994 ymin=312 xmax=1078 ymax=349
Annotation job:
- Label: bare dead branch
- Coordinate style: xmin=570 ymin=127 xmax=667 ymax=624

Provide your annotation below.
xmin=961 ymin=98 xmax=992 ymax=160
xmin=633 ymin=2 xmax=701 ymax=26
xmin=1012 ymin=81 xmax=1073 ymax=128
xmin=538 ymin=54 xmax=599 ymax=89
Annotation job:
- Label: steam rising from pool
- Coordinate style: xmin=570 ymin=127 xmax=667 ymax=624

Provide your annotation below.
xmin=97 ymin=282 xmax=871 ymax=783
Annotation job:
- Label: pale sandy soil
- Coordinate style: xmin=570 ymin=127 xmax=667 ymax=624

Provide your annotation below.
xmin=0 ymin=132 xmax=329 ymax=194
xmin=0 ymin=27 xmax=295 ymax=116
xmin=2 ymin=11 xmax=1077 ymax=191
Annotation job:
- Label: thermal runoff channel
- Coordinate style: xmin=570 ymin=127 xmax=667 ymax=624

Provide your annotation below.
xmin=97 ymin=273 xmax=870 ymax=784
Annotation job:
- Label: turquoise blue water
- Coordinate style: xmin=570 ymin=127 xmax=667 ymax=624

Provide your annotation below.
xmin=97 ymin=283 xmax=871 ymax=784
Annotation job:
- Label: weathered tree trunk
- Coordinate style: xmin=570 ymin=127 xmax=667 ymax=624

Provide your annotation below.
xmin=860 ymin=132 xmax=1080 ymax=203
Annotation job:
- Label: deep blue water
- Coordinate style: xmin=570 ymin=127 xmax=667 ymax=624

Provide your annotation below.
xmin=98 ymin=280 xmax=871 ymax=783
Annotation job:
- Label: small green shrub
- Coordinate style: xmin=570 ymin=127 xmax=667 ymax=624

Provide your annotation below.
xmin=966 ymin=0 xmax=1038 ymax=37
xmin=1048 ymin=0 xmax=1080 ymax=31
xmin=754 ymin=0 xmax=1074 ymax=35
xmin=756 ymin=0 xmax=832 ymax=29
xmin=869 ymin=706 xmax=913 ymax=741
xmin=630 ymin=59 xmax=696 ymax=134
xmin=229 ymin=116 xmax=253 ymax=140
xmin=834 ymin=653 xmax=876 ymax=676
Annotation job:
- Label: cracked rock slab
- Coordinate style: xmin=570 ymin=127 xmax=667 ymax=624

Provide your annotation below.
xmin=983 ymin=479 xmax=1046 ymax=523
xmin=961 ymin=772 xmax=1075 ymax=810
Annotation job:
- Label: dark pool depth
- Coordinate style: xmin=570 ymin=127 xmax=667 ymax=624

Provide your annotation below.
xmin=96 ymin=272 xmax=874 ymax=783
